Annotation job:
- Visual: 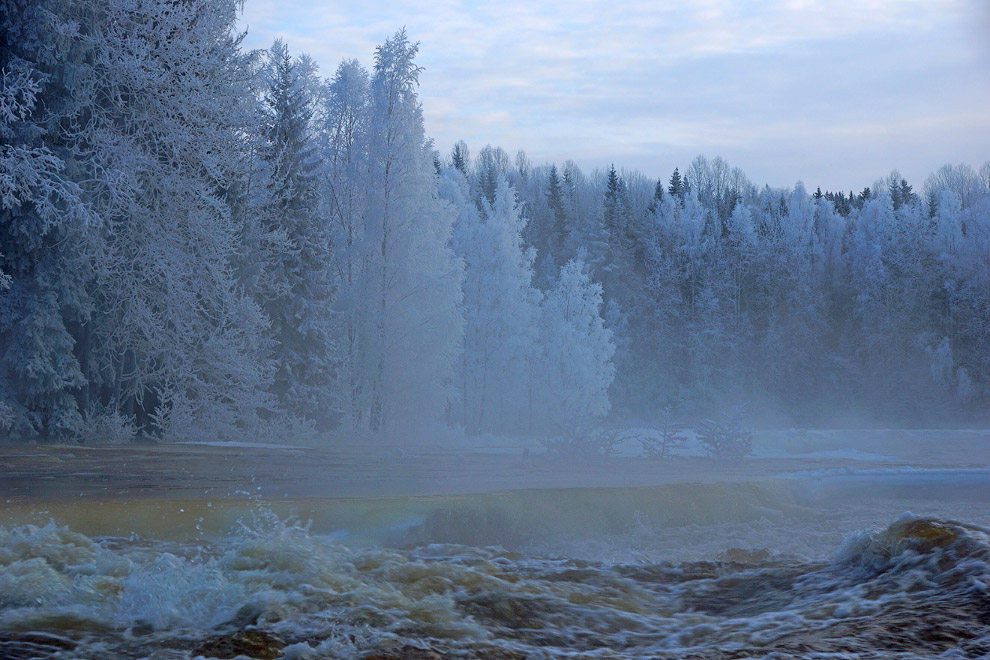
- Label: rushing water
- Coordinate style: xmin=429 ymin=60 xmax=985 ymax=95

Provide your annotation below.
xmin=2 ymin=474 xmax=990 ymax=659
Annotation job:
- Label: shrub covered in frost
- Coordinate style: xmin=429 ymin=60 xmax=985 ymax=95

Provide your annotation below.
xmin=638 ymin=405 xmax=687 ymax=458
xmin=540 ymin=420 xmax=623 ymax=460
xmin=695 ymin=406 xmax=752 ymax=461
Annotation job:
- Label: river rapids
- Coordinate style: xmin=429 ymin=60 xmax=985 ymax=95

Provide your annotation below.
xmin=2 ymin=477 xmax=990 ymax=659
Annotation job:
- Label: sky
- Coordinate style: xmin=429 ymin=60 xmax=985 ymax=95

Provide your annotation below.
xmin=238 ymin=0 xmax=990 ymax=192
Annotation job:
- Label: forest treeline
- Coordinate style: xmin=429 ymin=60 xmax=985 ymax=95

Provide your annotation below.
xmin=2 ymin=0 xmax=988 ymax=442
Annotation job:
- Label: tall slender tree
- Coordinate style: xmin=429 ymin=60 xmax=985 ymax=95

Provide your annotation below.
xmin=252 ymin=40 xmax=337 ymax=428
xmin=360 ymin=29 xmax=463 ymax=435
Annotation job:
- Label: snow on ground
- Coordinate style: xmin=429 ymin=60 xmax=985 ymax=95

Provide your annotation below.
xmin=765 ymin=448 xmax=900 ymax=461
xmin=176 ymin=441 xmax=307 ymax=450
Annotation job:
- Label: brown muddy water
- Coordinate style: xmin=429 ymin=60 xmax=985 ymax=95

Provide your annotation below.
xmin=2 ymin=467 xmax=990 ymax=659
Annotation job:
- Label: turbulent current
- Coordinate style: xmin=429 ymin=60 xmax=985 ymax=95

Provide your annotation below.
xmin=2 ymin=476 xmax=990 ymax=659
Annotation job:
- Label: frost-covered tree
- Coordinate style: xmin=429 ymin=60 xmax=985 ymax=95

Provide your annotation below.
xmin=545 ymin=164 xmax=569 ymax=260
xmin=5 ymin=2 xmax=990 ymax=439
xmin=473 ymin=144 xmax=511 ymax=207
xmin=251 ymin=40 xmax=337 ymax=428
xmin=446 ymin=172 xmax=541 ymax=434
xmin=320 ymin=58 xmax=369 ymax=427
xmin=934 ymin=189 xmax=964 ymax=257
xmin=0 ymin=0 xmax=91 ymax=438
xmin=924 ymin=163 xmax=983 ymax=211
xmin=520 ymin=164 xmax=565 ymax=288
xmin=668 ymin=167 xmax=684 ymax=202
xmin=451 ymin=140 xmax=470 ymax=175
xmin=69 ymin=0 xmax=276 ymax=440
xmin=537 ymin=259 xmax=615 ymax=434
xmin=754 ymin=183 xmax=830 ymax=409
xmin=597 ymin=165 xmax=650 ymax=410
xmin=358 ymin=30 xmax=464 ymax=435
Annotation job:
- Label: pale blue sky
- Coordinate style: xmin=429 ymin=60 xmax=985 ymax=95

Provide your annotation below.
xmin=239 ymin=0 xmax=990 ymax=191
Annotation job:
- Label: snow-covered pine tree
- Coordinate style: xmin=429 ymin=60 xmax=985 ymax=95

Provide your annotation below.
xmin=0 ymin=0 xmax=91 ymax=438
xmin=253 ymin=40 xmax=337 ymax=428
xmin=546 ymin=164 xmax=569 ymax=262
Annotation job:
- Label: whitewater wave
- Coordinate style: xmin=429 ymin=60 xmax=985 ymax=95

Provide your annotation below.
xmin=1 ymin=510 xmax=988 ymax=659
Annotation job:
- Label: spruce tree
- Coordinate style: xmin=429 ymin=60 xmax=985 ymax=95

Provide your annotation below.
xmin=668 ymin=167 xmax=684 ymax=202
xmin=0 ymin=0 xmax=90 ymax=438
xmin=546 ymin=164 xmax=568 ymax=258
xmin=602 ymin=165 xmax=622 ymax=242
xmin=451 ymin=140 xmax=469 ymax=175
xmin=647 ymin=176 xmax=664 ymax=214
xmin=255 ymin=41 xmax=337 ymax=428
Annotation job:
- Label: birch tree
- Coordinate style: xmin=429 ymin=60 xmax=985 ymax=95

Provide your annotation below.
xmin=359 ymin=30 xmax=463 ymax=435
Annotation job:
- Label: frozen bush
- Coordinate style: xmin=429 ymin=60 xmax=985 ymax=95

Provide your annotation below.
xmin=695 ymin=406 xmax=752 ymax=461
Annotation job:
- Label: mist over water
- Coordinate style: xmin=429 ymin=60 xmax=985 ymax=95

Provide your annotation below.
xmin=3 ymin=1 xmax=990 ymax=658
xmin=2 ymin=455 xmax=990 ymax=659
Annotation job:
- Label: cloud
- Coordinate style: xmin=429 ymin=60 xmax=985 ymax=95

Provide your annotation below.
xmin=239 ymin=0 xmax=990 ymax=190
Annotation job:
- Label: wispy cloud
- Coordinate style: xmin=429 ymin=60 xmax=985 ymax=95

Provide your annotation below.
xmin=239 ymin=0 xmax=990 ymax=190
